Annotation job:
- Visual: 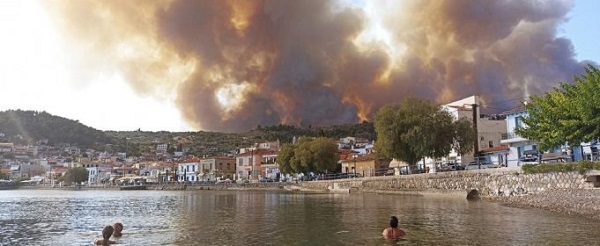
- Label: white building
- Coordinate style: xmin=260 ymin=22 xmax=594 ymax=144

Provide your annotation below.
xmin=178 ymin=158 xmax=199 ymax=182
xmin=500 ymin=106 xmax=539 ymax=167
xmin=86 ymin=167 xmax=100 ymax=185
xmin=422 ymin=95 xmax=507 ymax=172
xmin=198 ymin=158 xmax=217 ymax=182
xmin=157 ymin=143 xmax=168 ymax=152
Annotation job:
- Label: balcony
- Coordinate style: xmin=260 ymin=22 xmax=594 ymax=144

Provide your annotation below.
xmin=261 ymin=161 xmax=277 ymax=166
xmin=500 ymin=132 xmax=528 ymax=144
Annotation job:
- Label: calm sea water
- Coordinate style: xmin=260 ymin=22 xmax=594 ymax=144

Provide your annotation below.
xmin=1 ymin=189 xmax=599 ymax=245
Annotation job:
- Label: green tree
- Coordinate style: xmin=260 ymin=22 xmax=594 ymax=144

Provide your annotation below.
xmin=374 ymin=97 xmax=476 ymax=169
xmin=65 ymin=167 xmax=89 ymax=185
xmin=452 ymin=118 xmax=478 ymax=156
xmin=517 ymin=65 xmax=600 ymax=150
xmin=278 ymin=143 xmax=296 ymax=174
xmin=277 ymin=137 xmax=339 ymax=174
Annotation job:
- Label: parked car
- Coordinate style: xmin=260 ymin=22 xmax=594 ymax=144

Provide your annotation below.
xmin=465 ymin=161 xmax=498 ymax=170
xmin=439 ymin=162 xmax=464 ymax=172
xmin=260 ymin=177 xmax=276 ymax=183
xmin=519 ymin=156 xmax=538 ymax=165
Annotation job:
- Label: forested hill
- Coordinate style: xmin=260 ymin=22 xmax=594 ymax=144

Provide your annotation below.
xmin=0 ymin=110 xmax=111 ymax=148
xmin=106 ymin=121 xmax=377 ymax=157
xmin=0 ymin=109 xmax=377 ymax=156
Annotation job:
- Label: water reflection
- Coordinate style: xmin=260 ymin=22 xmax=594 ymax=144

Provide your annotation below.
xmin=1 ymin=189 xmax=599 ymax=245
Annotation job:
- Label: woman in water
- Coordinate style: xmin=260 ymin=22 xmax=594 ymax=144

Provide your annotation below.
xmin=382 ymin=216 xmax=406 ymax=239
xmin=94 ymin=225 xmax=116 ymax=245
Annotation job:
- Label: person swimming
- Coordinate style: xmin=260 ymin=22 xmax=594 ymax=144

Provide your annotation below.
xmin=113 ymin=222 xmax=123 ymax=237
xmin=382 ymin=216 xmax=406 ymax=240
xmin=94 ymin=225 xmax=116 ymax=245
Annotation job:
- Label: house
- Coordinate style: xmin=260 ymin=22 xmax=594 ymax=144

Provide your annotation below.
xmin=112 ymin=165 xmax=136 ymax=178
xmin=235 ymin=149 xmax=278 ymax=181
xmin=339 ymin=152 xmax=391 ymax=177
xmin=156 ymin=143 xmax=168 ymax=152
xmin=257 ymin=140 xmax=280 ymax=150
xmin=86 ymin=166 xmax=100 ymax=185
xmin=420 ymin=95 xmax=507 ymax=172
xmin=0 ymin=143 xmax=14 ymax=153
xmin=499 ymin=105 xmax=597 ymax=166
xmin=96 ymin=166 xmax=113 ymax=183
xmin=199 ymin=156 xmax=236 ymax=181
xmin=260 ymin=152 xmax=279 ymax=180
xmin=499 ymin=106 xmax=540 ymax=167
xmin=177 ymin=157 xmax=199 ymax=182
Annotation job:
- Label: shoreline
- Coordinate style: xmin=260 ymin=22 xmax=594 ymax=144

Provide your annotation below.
xmin=10 ymin=183 xmax=600 ymax=220
xmin=483 ymin=188 xmax=600 ymax=220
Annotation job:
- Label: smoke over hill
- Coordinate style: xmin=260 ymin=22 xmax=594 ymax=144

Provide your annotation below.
xmin=46 ymin=0 xmax=594 ymax=131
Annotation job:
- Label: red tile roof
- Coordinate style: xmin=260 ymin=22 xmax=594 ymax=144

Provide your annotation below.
xmin=237 ymin=149 xmax=278 ymax=157
xmin=338 ymin=149 xmax=360 ymax=161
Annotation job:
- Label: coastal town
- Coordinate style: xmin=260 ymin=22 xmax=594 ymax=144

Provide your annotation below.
xmin=2 ymin=96 xmax=598 ymax=189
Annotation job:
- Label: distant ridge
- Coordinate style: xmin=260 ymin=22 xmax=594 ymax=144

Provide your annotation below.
xmin=0 ymin=110 xmax=111 ymax=148
xmin=0 ymin=110 xmax=376 ymax=157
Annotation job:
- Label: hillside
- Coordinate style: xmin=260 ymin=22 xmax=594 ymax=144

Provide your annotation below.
xmin=106 ymin=122 xmax=377 ymax=157
xmin=0 ymin=110 xmax=377 ymax=157
xmin=0 ymin=110 xmax=111 ymax=148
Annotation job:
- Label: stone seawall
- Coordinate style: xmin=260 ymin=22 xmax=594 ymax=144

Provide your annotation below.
xmin=299 ymin=167 xmax=595 ymax=195
xmin=297 ymin=167 xmax=600 ymax=219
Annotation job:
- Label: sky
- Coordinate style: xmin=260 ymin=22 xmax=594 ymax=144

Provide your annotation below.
xmin=0 ymin=0 xmax=598 ymax=132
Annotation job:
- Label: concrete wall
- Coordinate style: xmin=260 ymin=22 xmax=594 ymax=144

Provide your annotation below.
xmin=297 ymin=168 xmax=595 ymax=197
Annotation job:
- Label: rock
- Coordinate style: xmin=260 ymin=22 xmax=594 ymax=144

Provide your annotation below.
xmin=467 ymin=189 xmax=480 ymax=201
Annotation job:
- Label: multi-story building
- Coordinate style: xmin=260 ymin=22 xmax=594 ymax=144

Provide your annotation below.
xmin=177 ymin=158 xmax=199 ymax=182
xmin=500 ymin=106 xmax=539 ymax=167
xmin=500 ymin=105 xmax=595 ymax=166
xmin=236 ymin=149 xmax=278 ymax=181
xmin=421 ymin=95 xmax=507 ymax=172
xmin=156 ymin=143 xmax=168 ymax=153
xmin=260 ymin=152 xmax=279 ymax=180
xmin=199 ymin=156 xmax=236 ymax=181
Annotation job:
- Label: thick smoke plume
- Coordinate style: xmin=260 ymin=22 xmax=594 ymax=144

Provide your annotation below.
xmin=46 ymin=0 xmax=594 ymax=132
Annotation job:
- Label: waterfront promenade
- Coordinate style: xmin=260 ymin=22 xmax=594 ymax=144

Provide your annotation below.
xmin=10 ymin=167 xmax=600 ymax=220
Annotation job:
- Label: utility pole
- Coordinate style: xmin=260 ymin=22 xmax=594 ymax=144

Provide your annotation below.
xmin=472 ymin=103 xmax=480 ymax=169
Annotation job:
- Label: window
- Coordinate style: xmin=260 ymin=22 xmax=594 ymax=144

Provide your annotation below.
xmin=238 ymin=158 xmax=243 ymax=166
xmin=488 ymin=141 xmax=493 ymax=148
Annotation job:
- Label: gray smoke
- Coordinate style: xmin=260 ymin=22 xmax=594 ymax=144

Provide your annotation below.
xmin=46 ymin=0 xmax=595 ymax=131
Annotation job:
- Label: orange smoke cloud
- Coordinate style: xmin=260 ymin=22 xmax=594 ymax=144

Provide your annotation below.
xmin=45 ymin=0 xmax=594 ymax=132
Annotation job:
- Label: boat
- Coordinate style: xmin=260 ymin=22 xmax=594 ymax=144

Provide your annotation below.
xmin=119 ymin=185 xmax=147 ymax=190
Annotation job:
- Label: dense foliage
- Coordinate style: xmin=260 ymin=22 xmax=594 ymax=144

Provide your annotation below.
xmin=64 ymin=167 xmax=89 ymax=184
xmin=521 ymin=161 xmax=600 ymax=175
xmin=259 ymin=122 xmax=376 ymax=143
xmin=277 ymin=137 xmax=339 ymax=174
xmin=0 ymin=110 xmax=110 ymax=148
xmin=517 ymin=65 xmax=600 ymax=150
xmin=374 ymin=97 xmax=476 ymax=166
